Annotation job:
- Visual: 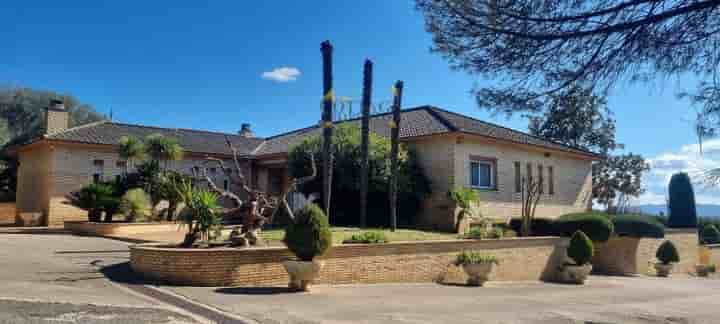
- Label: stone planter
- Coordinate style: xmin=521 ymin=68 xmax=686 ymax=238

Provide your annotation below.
xmin=592 ymin=236 xmax=640 ymax=276
xmin=654 ymin=263 xmax=674 ymax=277
xmin=461 ymin=262 xmax=496 ymax=286
xmin=282 ymin=259 xmax=324 ymax=291
xmin=560 ymin=264 xmax=592 ymax=284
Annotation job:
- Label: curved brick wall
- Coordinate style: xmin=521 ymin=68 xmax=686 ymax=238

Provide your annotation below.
xmin=64 ymin=221 xmax=181 ymax=236
xmin=130 ymin=237 xmax=568 ymax=287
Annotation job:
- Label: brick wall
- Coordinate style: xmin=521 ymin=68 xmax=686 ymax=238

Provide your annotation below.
xmin=64 ymin=221 xmax=180 ymax=236
xmin=130 ymin=237 xmax=567 ymax=287
xmin=636 ymin=229 xmax=699 ymax=275
xmin=0 ymin=203 xmax=16 ymax=225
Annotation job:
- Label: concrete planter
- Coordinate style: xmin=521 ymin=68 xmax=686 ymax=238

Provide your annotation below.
xmin=592 ymin=236 xmax=641 ymax=276
xmin=461 ymin=262 xmax=496 ymax=286
xmin=560 ymin=264 xmax=592 ymax=284
xmin=282 ymin=259 xmax=324 ymax=291
xmin=654 ymin=263 xmax=674 ymax=277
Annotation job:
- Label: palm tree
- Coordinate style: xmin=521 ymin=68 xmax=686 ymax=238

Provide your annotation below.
xmin=118 ymin=136 xmax=146 ymax=172
xmin=144 ymin=133 xmax=183 ymax=169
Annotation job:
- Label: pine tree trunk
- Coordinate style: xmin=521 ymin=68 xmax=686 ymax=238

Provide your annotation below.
xmin=359 ymin=59 xmax=373 ymax=228
xmin=320 ymin=41 xmax=334 ymax=221
xmin=389 ymin=81 xmax=403 ymax=232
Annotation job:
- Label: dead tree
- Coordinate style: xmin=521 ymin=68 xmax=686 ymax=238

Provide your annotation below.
xmin=389 ymin=80 xmax=403 ymax=232
xmin=270 ymin=153 xmax=317 ymax=224
xmin=359 ymin=59 xmax=373 ymax=228
xmin=520 ymin=176 xmax=542 ymax=237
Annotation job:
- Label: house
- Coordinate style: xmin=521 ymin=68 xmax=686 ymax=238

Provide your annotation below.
xmin=10 ymin=101 xmax=598 ymax=230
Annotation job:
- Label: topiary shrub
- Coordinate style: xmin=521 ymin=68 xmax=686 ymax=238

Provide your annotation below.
xmin=508 ymin=218 xmax=556 ymax=236
xmin=701 ymin=224 xmax=720 ymax=245
xmin=343 ymin=231 xmax=389 ymax=244
xmin=567 ymin=231 xmax=594 ymax=266
xmin=453 ymin=250 xmax=499 ymax=266
xmin=656 ymin=240 xmax=680 ymax=265
xmin=284 ymin=203 xmax=333 ymax=261
xmin=555 ymin=212 xmax=614 ymax=242
xmin=609 ymin=214 xmax=665 ymax=238
xmin=667 ymin=172 xmax=698 ymax=228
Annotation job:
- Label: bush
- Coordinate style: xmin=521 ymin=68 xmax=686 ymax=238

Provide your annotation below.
xmin=284 ymin=204 xmax=333 ymax=261
xmin=453 ymin=250 xmax=499 ymax=266
xmin=120 ymin=189 xmax=153 ymax=222
xmin=701 ymin=224 xmax=720 ymax=245
xmin=656 ymin=240 xmax=680 ymax=265
xmin=465 ymin=226 xmax=503 ymax=240
xmin=555 ymin=212 xmax=614 ymax=242
xmin=343 ymin=231 xmax=389 ymax=244
xmin=508 ymin=218 xmax=556 ymax=236
xmin=65 ymin=183 xmax=120 ymax=223
xmin=288 ymin=124 xmax=431 ymax=227
xmin=177 ymin=182 xmax=221 ymax=247
xmin=609 ymin=214 xmax=665 ymax=238
xmin=667 ymin=172 xmax=698 ymax=228
xmin=567 ymin=231 xmax=594 ymax=266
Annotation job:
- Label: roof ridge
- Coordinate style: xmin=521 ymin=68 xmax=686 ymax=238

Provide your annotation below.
xmin=46 ymin=119 xmax=110 ymax=138
xmin=426 ymin=106 xmax=596 ymax=155
xmin=106 ymin=121 xmax=265 ymax=140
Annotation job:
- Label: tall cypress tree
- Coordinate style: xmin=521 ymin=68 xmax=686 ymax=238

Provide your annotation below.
xmin=667 ymin=172 xmax=698 ymax=228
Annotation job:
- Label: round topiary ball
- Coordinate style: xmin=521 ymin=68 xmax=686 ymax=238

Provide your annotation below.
xmin=283 ymin=203 xmax=332 ymax=261
xmin=656 ymin=240 xmax=680 ymax=265
xmin=701 ymin=224 xmax=720 ymax=245
xmin=567 ymin=230 xmax=594 ymax=266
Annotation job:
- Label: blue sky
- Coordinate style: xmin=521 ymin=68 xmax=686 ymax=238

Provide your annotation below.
xmin=2 ymin=1 xmax=718 ymax=205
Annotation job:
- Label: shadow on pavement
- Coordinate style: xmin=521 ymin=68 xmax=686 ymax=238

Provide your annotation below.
xmin=215 ymin=287 xmax=300 ymax=295
xmin=99 ymin=261 xmax=146 ymax=285
xmin=0 ymin=227 xmax=70 ymax=235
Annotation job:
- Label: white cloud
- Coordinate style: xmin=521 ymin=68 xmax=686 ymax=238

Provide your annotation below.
xmin=261 ymin=67 xmax=301 ymax=83
xmin=636 ymin=138 xmax=720 ymax=205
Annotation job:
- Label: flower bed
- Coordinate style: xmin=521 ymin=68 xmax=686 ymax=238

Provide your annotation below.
xmin=130 ymin=236 xmax=568 ymax=287
xmin=64 ymin=221 xmax=181 ymax=237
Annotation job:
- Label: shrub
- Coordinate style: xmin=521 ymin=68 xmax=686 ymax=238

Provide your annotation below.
xmin=177 ymin=182 xmax=221 ymax=247
xmin=667 ymin=172 xmax=698 ymax=228
xmin=66 ymin=183 xmax=120 ymax=223
xmin=120 ymin=188 xmax=152 ymax=222
xmin=567 ymin=231 xmax=594 ymax=266
xmin=555 ymin=212 xmax=613 ymax=242
xmin=609 ymin=214 xmax=665 ymax=238
xmin=343 ymin=231 xmax=389 ymax=244
xmin=288 ymin=124 xmax=431 ymax=227
xmin=465 ymin=226 xmax=503 ymax=240
xmin=509 ymin=218 xmax=556 ymax=236
xmin=701 ymin=224 xmax=720 ymax=245
xmin=284 ymin=203 xmax=332 ymax=261
xmin=656 ymin=240 xmax=680 ymax=265
xmin=453 ymin=250 xmax=499 ymax=266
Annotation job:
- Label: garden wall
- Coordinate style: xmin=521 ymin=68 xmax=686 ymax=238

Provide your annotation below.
xmin=637 ymin=229 xmax=699 ymax=275
xmin=131 ymin=237 xmax=568 ymax=287
xmin=708 ymin=244 xmax=720 ymax=265
xmin=0 ymin=203 xmax=16 ymax=225
xmin=64 ymin=221 xmax=181 ymax=236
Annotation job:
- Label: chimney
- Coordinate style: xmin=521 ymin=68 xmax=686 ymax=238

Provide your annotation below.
xmin=45 ymin=99 xmax=68 ymax=135
xmin=238 ymin=123 xmax=253 ymax=138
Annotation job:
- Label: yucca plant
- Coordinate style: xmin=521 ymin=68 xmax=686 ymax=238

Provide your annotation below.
xmin=177 ymin=180 xmax=221 ymax=247
xmin=449 ymin=187 xmax=479 ymax=233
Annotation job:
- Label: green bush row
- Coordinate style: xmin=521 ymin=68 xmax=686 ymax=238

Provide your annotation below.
xmin=509 ymin=212 xmax=665 ymax=242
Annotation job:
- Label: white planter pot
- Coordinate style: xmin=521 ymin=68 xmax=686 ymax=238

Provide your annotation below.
xmin=654 ymin=263 xmax=674 ymax=277
xmin=282 ymin=259 xmax=324 ymax=291
xmin=561 ymin=264 xmax=592 ymax=284
xmin=461 ymin=262 xmax=496 ymax=286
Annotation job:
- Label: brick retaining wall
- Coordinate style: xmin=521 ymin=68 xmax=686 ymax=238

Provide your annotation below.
xmin=637 ymin=229 xmax=699 ymax=275
xmin=0 ymin=203 xmax=16 ymax=225
xmin=65 ymin=221 xmax=182 ymax=236
xmin=130 ymin=237 xmax=567 ymax=287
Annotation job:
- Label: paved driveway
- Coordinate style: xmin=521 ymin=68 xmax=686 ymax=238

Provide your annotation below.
xmin=168 ymin=274 xmax=720 ymax=324
xmin=0 ymin=229 xmax=197 ymax=323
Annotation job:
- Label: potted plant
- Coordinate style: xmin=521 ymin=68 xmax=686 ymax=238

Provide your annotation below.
xmin=654 ymin=240 xmax=680 ymax=277
xmin=282 ymin=203 xmax=332 ymax=291
xmin=561 ymin=230 xmax=594 ymax=284
xmin=453 ymin=250 xmax=498 ymax=286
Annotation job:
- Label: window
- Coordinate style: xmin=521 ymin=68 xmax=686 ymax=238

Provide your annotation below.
xmin=92 ymin=159 xmax=104 ymax=183
xmin=223 ymin=179 xmax=229 ymax=191
xmin=514 ymin=162 xmax=521 ymax=193
xmin=548 ymin=166 xmax=555 ymax=195
xmin=538 ymin=164 xmax=544 ymax=194
xmin=469 ymin=157 xmax=496 ymax=189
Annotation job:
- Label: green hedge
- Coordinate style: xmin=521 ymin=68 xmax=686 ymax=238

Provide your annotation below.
xmin=609 ymin=214 xmax=665 ymax=238
xmin=508 ymin=218 xmax=556 ymax=236
xmin=555 ymin=212 xmax=614 ymax=242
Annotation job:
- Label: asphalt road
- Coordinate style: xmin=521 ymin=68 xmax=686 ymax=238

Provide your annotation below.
xmin=0 ymin=229 xmax=198 ymax=323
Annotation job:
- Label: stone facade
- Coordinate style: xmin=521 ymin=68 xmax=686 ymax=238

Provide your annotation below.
xmin=130 ymin=237 xmax=567 ymax=287
xmin=410 ymin=134 xmax=594 ymax=231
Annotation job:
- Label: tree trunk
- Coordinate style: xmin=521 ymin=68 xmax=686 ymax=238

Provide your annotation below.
xmin=359 ymin=59 xmax=373 ymax=228
xmin=389 ymin=81 xmax=403 ymax=232
xmin=320 ymin=40 xmax=334 ymax=221
xmin=88 ymin=209 xmax=102 ymax=223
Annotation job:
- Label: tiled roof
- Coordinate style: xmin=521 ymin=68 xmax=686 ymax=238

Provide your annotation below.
xmin=37 ymin=106 xmax=597 ymax=158
xmin=46 ymin=121 xmax=264 ymax=156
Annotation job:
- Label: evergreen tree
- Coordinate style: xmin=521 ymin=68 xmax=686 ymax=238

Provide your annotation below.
xmin=667 ymin=172 xmax=698 ymax=228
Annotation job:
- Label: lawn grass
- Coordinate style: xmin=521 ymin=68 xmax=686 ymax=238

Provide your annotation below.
xmin=261 ymin=227 xmax=458 ymax=245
